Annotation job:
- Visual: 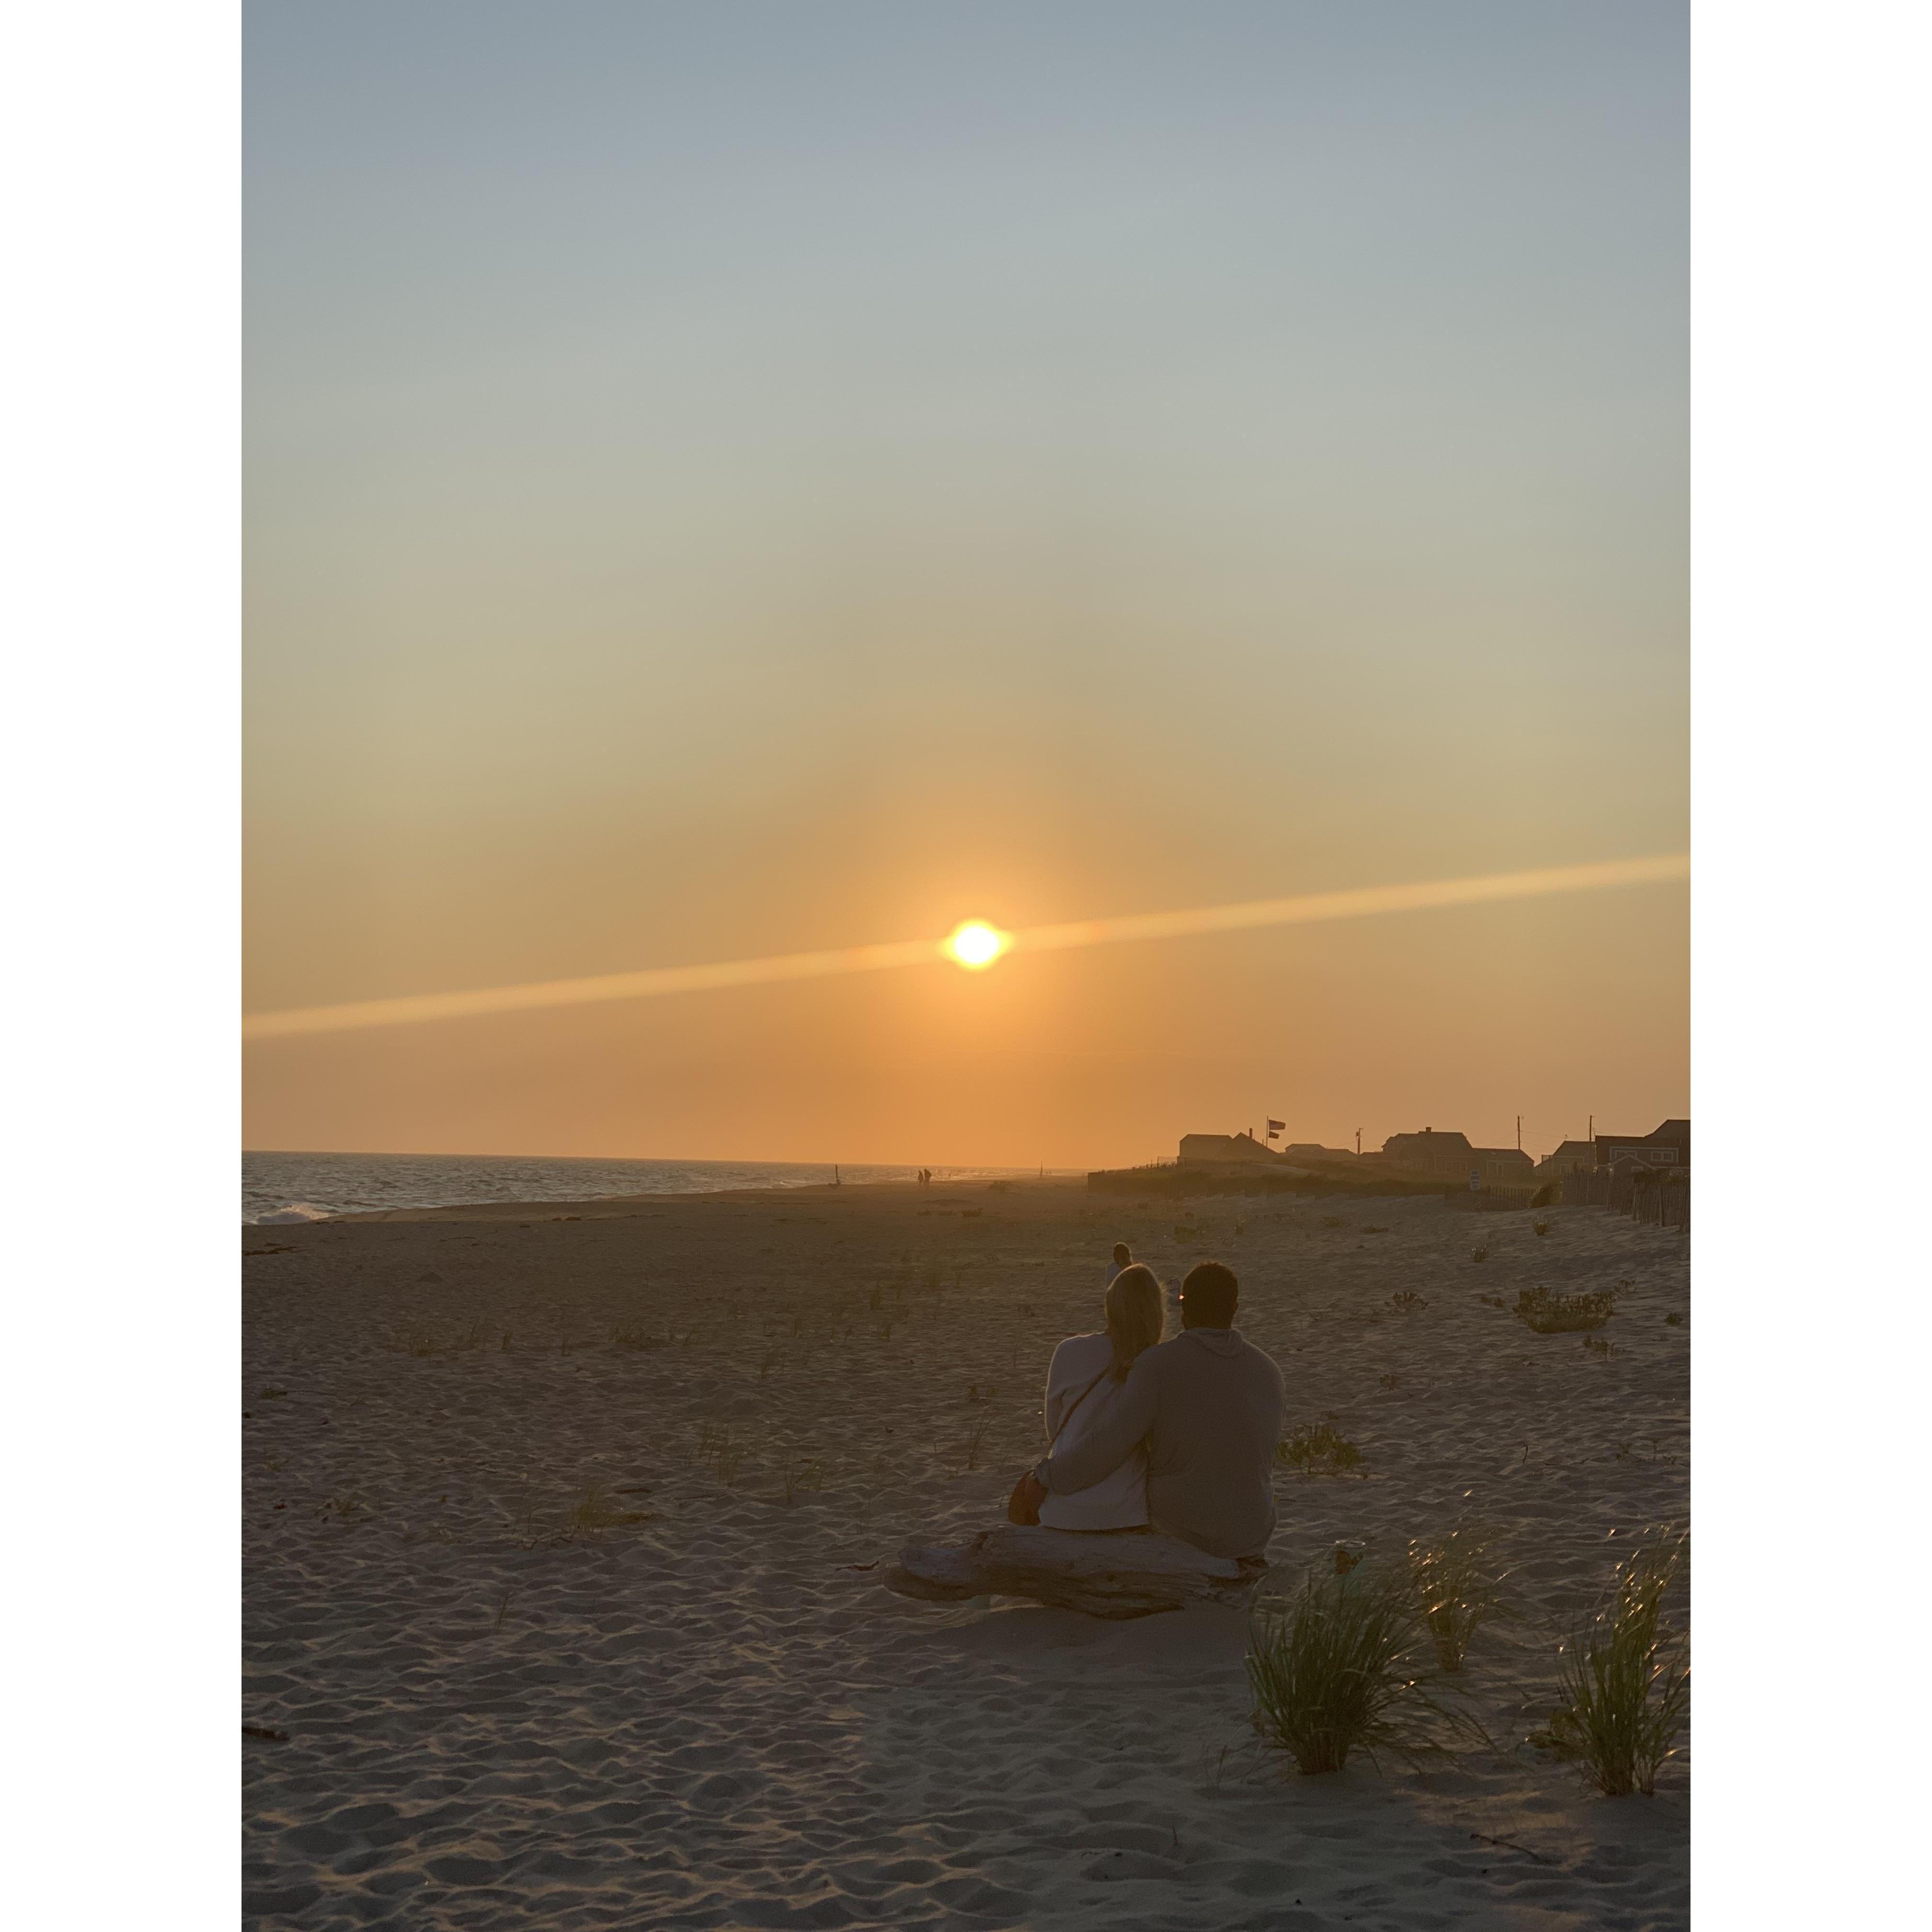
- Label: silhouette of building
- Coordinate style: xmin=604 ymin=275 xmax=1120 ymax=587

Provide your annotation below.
xmin=1378 ymin=1128 xmax=1534 ymax=1188
xmin=1591 ymin=1119 xmax=1690 ymax=1171
xmin=1536 ymin=1138 xmax=1596 ymax=1178
xmin=1177 ymin=1131 xmax=1287 ymax=1168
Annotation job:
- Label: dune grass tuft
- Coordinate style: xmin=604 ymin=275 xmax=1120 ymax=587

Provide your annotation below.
xmin=1246 ymin=1564 xmax=1477 ymax=1774
xmin=1536 ymin=1532 xmax=1689 ymax=1795
xmin=1407 ymin=1527 xmax=1504 ymax=1671
xmin=1514 ymin=1286 xmax=1616 ymax=1334
xmin=610 ymin=1323 xmax=670 ymax=1352
xmin=565 ymin=1480 xmax=656 ymax=1540
xmin=1276 ymin=1416 xmax=1362 ymax=1477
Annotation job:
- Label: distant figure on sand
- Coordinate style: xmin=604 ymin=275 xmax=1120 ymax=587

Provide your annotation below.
xmin=1035 ymin=1265 xmax=1165 ymax=1530
xmin=1103 ymin=1241 xmax=1132 ymax=1288
xmin=1016 ymin=1262 xmax=1284 ymax=1562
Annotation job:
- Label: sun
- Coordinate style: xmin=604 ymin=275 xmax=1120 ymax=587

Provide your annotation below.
xmin=942 ymin=919 xmax=1009 ymax=970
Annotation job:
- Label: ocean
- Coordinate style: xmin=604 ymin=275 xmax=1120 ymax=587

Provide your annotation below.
xmin=242 ymin=1150 xmax=1061 ymax=1224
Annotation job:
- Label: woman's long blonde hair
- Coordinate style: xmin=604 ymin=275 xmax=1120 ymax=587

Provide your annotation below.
xmin=1104 ymin=1264 xmax=1165 ymax=1381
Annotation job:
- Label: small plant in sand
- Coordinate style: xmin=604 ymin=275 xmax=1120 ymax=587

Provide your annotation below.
xmin=1478 ymin=1292 xmax=1505 ymax=1308
xmin=1275 ymin=1416 xmax=1362 ymax=1477
xmin=610 ymin=1323 xmax=670 ymax=1352
xmin=1246 ymin=1564 xmax=1477 ymax=1775
xmin=564 ymin=1480 xmax=656 ymax=1541
xmin=1470 ymin=1245 xmax=1489 ymax=1263
xmin=1581 ymin=1333 xmax=1614 ymax=1357
xmin=1320 ymin=1215 xmax=1345 ymax=1230
xmin=963 ymin=1420 xmax=989 ymax=1471
xmin=1664 ymin=1312 xmax=1683 ymax=1326
xmin=1378 ymin=1372 xmax=1400 ymax=1390
xmin=698 ymin=1421 xmax=747 ymax=1484
xmin=1390 ymin=1291 xmax=1427 ymax=1313
xmin=1514 ymin=1286 xmax=1617 ymax=1334
xmin=780 ymin=1456 xmax=826 ymax=1505
xmin=1532 ymin=1218 xmax=1552 ymax=1238
xmin=1534 ymin=1531 xmax=1689 ymax=1796
xmin=1407 ymin=1528 xmax=1505 ymax=1672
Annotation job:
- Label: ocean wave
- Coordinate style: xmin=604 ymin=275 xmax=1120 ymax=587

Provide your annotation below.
xmin=257 ymin=1202 xmax=334 ymax=1225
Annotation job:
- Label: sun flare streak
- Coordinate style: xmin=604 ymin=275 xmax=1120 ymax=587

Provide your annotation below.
xmin=243 ymin=852 xmax=1688 ymax=1042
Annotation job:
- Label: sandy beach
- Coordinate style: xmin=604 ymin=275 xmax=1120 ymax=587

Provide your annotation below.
xmin=242 ymin=1179 xmax=1688 ymax=1929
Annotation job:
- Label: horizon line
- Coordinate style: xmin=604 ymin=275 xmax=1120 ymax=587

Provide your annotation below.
xmin=243 ymin=851 xmax=1689 ymax=1042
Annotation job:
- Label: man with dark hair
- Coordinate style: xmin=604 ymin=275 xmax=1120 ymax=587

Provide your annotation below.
xmin=1014 ymin=1260 xmax=1284 ymax=1561
xmin=1103 ymin=1241 xmax=1132 ymax=1288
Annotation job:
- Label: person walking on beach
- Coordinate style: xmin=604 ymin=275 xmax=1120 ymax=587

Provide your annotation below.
xmin=1103 ymin=1241 xmax=1132 ymax=1288
xmin=1013 ymin=1261 xmax=1283 ymax=1562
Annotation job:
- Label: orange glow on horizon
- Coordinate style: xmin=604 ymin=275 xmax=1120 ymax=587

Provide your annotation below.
xmin=242 ymin=852 xmax=1687 ymax=1043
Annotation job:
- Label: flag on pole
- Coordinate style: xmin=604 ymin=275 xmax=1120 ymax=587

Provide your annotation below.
xmin=1266 ymin=1118 xmax=1284 ymax=1139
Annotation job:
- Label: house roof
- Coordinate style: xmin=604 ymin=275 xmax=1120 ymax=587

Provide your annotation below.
xmin=1595 ymin=1120 xmax=1690 ymax=1149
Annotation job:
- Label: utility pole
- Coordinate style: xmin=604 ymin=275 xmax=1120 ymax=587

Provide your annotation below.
xmin=1517 ymin=1114 xmax=1522 ymax=1151
xmin=1355 ymin=1127 xmax=1362 ymax=1155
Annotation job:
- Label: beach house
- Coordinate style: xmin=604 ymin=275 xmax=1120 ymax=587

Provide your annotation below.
xmin=1591 ymin=1119 xmax=1690 ymax=1171
xmin=1378 ymin=1128 xmax=1536 ymax=1188
xmin=1177 ymin=1131 xmax=1289 ymax=1169
xmin=1536 ymin=1138 xmax=1597 ymax=1178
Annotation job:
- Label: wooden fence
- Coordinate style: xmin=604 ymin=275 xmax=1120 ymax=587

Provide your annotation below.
xmin=1445 ymin=1187 xmax=1536 ymax=1213
xmin=1562 ymin=1166 xmax=1690 ymax=1230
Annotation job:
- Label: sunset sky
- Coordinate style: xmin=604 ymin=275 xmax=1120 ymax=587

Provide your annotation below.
xmin=244 ymin=1 xmax=1687 ymax=1170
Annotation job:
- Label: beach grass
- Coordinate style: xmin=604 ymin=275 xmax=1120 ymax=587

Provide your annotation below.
xmin=1536 ymin=1531 xmax=1689 ymax=1795
xmin=1245 ymin=1564 xmax=1462 ymax=1775
xmin=1276 ymin=1416 xmax=1363 ymax=1476
xmin=1407 ymin=1527 xmax=1504 ymax=1672
xmin=1514 ymin=1286 xmax=1616 ymax=1334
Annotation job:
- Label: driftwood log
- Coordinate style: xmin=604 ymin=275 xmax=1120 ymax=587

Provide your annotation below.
xmin=884 ymin=1526 xmax=1265 ymax=1620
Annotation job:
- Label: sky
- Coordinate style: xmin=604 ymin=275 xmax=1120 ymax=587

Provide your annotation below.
xmin=244 ymin=0 xmax=1687 ymax=1170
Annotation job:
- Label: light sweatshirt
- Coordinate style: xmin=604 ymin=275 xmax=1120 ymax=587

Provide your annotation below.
xmin=1041 ymin=1325 xmax=1284 ymax=1561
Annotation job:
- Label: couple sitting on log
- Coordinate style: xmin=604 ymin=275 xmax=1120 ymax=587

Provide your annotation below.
xmin=890 ymin=1256 xmax=1283 ymax=1617
xmin=1010 ymin=1257 xmax=1283 ymax=1564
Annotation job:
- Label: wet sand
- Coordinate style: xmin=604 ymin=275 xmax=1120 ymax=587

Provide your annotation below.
xmin=243 ymin=1179 xmax=1689 ymax=1929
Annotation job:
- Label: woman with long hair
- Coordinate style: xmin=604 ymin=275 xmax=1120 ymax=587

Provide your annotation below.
xmin=1036 ymin=1264 xmax=1165 ymax=1531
